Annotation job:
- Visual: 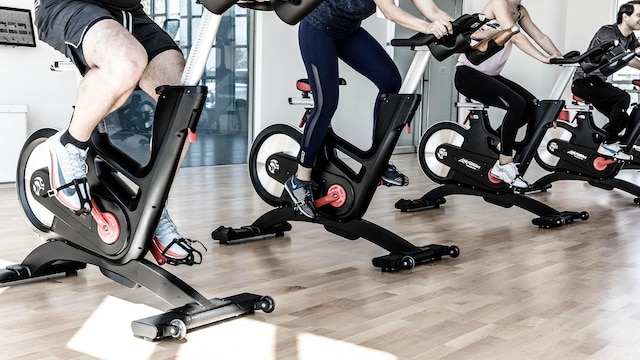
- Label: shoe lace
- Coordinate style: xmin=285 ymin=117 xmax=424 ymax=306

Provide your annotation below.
xmin=514 ymin=174 xmax=530 ymax=186
xmin=67 ymin=146 xmax=89 ymax=179
xmin=156 ymin=209 xmax=180 ymax=239
xmin=296 ymin=184 xmax=312 ymax=205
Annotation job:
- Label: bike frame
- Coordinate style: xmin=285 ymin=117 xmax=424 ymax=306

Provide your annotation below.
xmin=6 ymin=2 xmax=310 ymax=340
xmin=214 ymin=14 xmax=489 ymax=270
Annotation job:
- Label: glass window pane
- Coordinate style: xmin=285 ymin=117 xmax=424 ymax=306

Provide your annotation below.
xmin=235 ymin=16 xmax=247 ymax=46
xmin=138 ymin=0 xmax=251 ymax=166
xmin=154 ymin=0 xmax=165 ymax=13
xmin=192 ymin=0 xmax=203 ymax=16
xmin=141 ymin=0 xmax=151 ymax=13
xmin=169 ymin=0 xmax=180 ymax=14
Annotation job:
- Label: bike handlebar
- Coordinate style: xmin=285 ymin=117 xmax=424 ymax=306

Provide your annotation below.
xmin=548 ymin=51 xmax=584 ymax=65
xmin=558 ymin=40 xmax=639 ymax=76
xmin=549 ymin=41 xmax=617 ymax=66
xmin=390 ymin=32 xmax=439 ymax=48
xmin=199 ymin=0 xmax=322 ymax=25
xmin=597 ymin=45 xmax=640 ymax=77
xmin=390 ymin=13 xmax=489 ymax=61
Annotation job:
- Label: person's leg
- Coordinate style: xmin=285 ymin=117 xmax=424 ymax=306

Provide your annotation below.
xmin=139 ymin=50 xmax=187 ymax=159
xmin=454 ymin=66 xmax=529 ymax=188
xmin=138 ymin=50 xmax=199 ymax=261
xmin=455 ymin=66 xmax=527 ymax=160
xmin=297 ymin=20 xmax=341 ymax=173
xmin=70 ymin=20 xmax=148 ymax=141
xmin=284 ymin=20 xmax=341 ymax=219
xmin=132 ymin=11 xmax=203 ymax=264
xmin=572 ymin=77 xmax=631 ymax=160
xmin=37 ymin=2 xmax=148 ymax=213
xmin=493 ymin=74 xmax=537 ymax=136
xmin=338 ymin=28 xmax=402 ymax=122
xmin=337 ymin=28 xmax=408 ymax=186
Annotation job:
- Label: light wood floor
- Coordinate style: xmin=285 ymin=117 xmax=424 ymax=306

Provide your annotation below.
xmin=3 ymin=154 xmax=640 ymax=359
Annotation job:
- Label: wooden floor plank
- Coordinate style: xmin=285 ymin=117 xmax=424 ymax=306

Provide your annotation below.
xmin=2 ymin=154 xmax=640 ymax=359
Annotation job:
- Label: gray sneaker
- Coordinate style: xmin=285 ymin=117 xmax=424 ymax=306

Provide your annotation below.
xmin=47 ymin=131 xmax=91 ymax=213
xmin=153 ymin=207 xmax=189 ymax=259
xmin=284 ymin=176 xmax=316 ymax=219
xmin=152 ymin=207 xmax=204 ymax=266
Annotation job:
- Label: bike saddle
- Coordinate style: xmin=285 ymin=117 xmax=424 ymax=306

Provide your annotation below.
xmin=295 ymin=78 xmax=346 ymax=94
xmin=572 ymin=95 xmax=590 ymax=105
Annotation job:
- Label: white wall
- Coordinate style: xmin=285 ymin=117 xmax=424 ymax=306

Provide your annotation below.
xmin=0 ymin=0 xmax=77 ymax=135
xmin=0 ymin=0 xmax=623 ymax=153
xmin=460 ymin=0 xmax=616 ymax=127
xmin=255 ymin=0 xmax=619 ymax=149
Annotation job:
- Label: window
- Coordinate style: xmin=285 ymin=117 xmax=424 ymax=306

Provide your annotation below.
xmin=111 ymin=1 xmax=251 ymax=167
xmin=613 ymin=0 xmax=640 ymax=103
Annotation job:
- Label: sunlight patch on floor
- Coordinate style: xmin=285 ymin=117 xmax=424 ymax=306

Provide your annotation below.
xmin=175 ymin=318 xmax=278 ymax=359
xmin=64 ymin=295 xmax=398 ymax=359
xmin=66 ymin=295 xmax=159 ymax=360
xmin=297 ymin=333 xmax=398 ymax=360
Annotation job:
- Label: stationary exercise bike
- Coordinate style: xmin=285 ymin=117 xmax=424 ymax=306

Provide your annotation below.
xmin=0 ymin=0 xmax=320 ymax=341
xmin=531 ymin=44 xmax=640 ymax=203
xmin=394 ymin=49 xmax=613 ymax=228
xmin=212 ymin=14 xmax=493 ymax=272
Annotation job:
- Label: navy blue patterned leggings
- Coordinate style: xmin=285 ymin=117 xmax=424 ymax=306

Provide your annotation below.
xmin=297 ymin=19 xmax=402 ymax=168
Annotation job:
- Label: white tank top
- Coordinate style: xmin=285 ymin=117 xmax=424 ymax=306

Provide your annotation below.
xmin=456 ymin=19 xmax=515 ymax=76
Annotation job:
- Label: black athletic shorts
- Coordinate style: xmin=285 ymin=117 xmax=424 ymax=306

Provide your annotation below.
xmin=34 ymin=0 xmax=181 ymax=75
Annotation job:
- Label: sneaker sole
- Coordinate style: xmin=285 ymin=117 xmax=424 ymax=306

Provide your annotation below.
xmin=380 ymin=177 xmax=409 ymax=186
xmin=489 ymin=170 xmax=529 ymax=189
xmin=597 ymin=149 xmax=631 ymax=160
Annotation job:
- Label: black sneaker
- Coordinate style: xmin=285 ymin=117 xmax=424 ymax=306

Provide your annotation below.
xmin=380 ymin=163 xmax=409 ymax=186
xmin=284 ymin=175 xmax=316 ymax=219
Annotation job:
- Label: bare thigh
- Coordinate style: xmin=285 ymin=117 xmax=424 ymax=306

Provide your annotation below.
xmin=82 ymin=19 xmax=147 ymax=78
xmin=139 ymin=49 xmax=186 ymax=99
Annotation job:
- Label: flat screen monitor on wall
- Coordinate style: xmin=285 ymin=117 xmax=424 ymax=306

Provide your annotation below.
xmin=0 ymin=6 xmax=36 ymax=47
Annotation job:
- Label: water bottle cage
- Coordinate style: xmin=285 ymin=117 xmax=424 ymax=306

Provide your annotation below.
xmin=464 ymin=40 xmax=504 ymax=65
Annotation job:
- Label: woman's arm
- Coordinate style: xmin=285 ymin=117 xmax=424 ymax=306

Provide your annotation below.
xmin=374 ymin=0 xmax=452 ymax=38
xmin=517 ymin=6 xmax=562 ymax=57
xmin=630 ymin=57 xmax=640 ymax=70
xmin=486 ymin=0 xmax=558 ymax=63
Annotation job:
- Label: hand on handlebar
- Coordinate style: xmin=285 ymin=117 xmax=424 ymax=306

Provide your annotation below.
xmin=545 ymin=53 xmax=564 ymax=64
xmin=428 ymin=19 xmax=453 ymax=39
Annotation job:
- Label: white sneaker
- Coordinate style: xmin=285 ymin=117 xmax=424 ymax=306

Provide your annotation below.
xmin=47 ymin=131 xmax=91 ymax=213
xmin=490 ymin=161 xmax=529 ymax=189
xmin=597 ymin=141 xmax=632 ymax=161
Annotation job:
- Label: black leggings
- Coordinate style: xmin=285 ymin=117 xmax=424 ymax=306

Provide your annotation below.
xmin=572 ymin=76 xmax=630 ymax=142
xmin=454 ymin=65 xmax=536 ymax=157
